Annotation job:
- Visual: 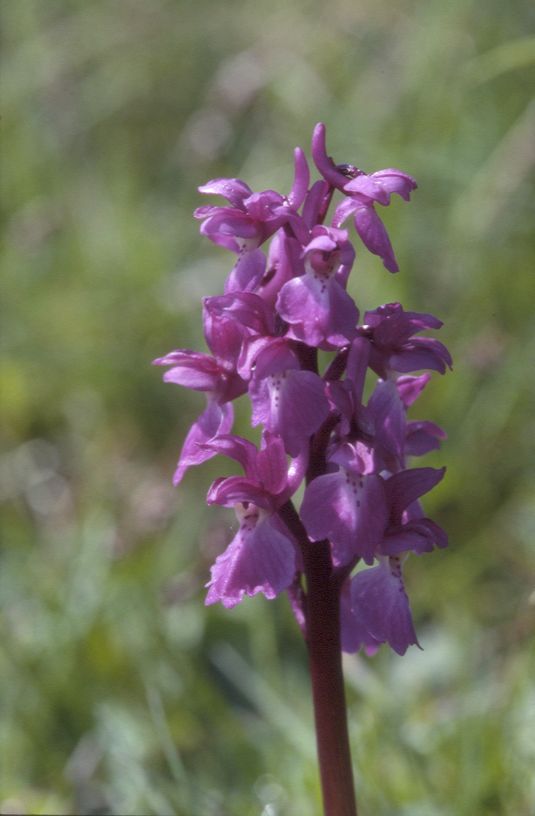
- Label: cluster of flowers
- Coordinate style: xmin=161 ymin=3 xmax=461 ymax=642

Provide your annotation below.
xmin=155 ymin=123 xmax=451 ymax=655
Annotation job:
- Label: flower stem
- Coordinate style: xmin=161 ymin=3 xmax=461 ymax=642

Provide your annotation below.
xmin=303 ymin=540 xmax=358 ymax=816
xmin=278 ymin=502 xmax=358 ymax=816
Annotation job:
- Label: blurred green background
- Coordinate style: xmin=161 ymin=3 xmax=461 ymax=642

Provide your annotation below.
xmin=1 ymin=1 xmax=534 ymax=814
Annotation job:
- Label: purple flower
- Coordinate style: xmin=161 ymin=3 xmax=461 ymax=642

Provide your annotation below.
xmin=339 ymin=465 xmax=447 ymax=653
xmin=276 ymin=226 xmax=359 ymax=349
xmin=203 ymin=291 xmax=276 ymax=342
xmin=311 ymin=123 xmax=417 ymax=273
xmin=248 ymin=339 xmax=330 ymax=456
xmin=153 ymin=294 xmax=259 ymax=482
xmin=204 ymin=505 xmax=297 ymax=608
xmin=171 ymin=399 xmax=234 ymax=486
xmin=204 ymin=434 xmax=297 ymax=607
xmin=365 ymin=376 xmax=446 ymax=467
xmin=344 ymin=169 xmax=418 ymax=206
xmin=152 ymin=347 xmax=243 ymax=484
xmin=361 ymin=302 xmax=453 ymax=377
xmin=328 ymin=367 xmax=442 ymax=475
xmin=195 ymin=181 xmax=286 ymax=253
xmin=203 ymin=431 xmax=289 ymax=496
xmin=349 ymin=557 xmax=420 ymax=655
xmin=379 ymin=466 xmax=448 ymax=556
xmin=153 ymin=349 xmax=245 ymax=403
xmin=194 ymin=180 xmax=293 ymax=299
xmin=195 ymin=149 xmax=310 ymax=295
xmin=300 ymin=456 xmax=388 ymax=566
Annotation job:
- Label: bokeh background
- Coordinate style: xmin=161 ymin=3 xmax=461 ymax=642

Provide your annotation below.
xmin=2 ymin=1 xmax=534 ymax=814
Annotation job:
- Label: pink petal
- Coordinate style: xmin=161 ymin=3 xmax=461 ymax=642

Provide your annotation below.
xmin=154 ymin=350 xmax=222 ymax=392
xmin=256 ymin=435 xmax=288 ymax=496
xmin=354 ymin=206 xmax=399 ymax=273
xmin=303 ymin=179 xmax=330 ymax=228
xmin=396 ymin=374 xmax=431 ymax=407
xmin=201 ymin=433 xmax=259 ymax=477
xmin=343 ymin=174 xmax=390 ymax=205
xmin=302 ymin=233 xmax=339 ymax=255
xmin=263 ymin=369 xmax=330 ymax=457
xmin=198 ymin=178 xmax=253 ymax=207
xmin=311 ymin=122 xmax=349 ymax=189
xmin=288 ymin=147 xmax=310 ymax=209
xmin=206 ymin=476 xmax=272 ymax=510
xmin=390 ymin=338 xmax=453 ymax=374
xmin=385 ymin=467 xmax=446 ymax=523
xmin=332 ymin=196 xmax=359 ymax=228
xmin=243 ymin=189 xmax=285 ymax=220
xmin=225 ymin=249 xmax=267 ymax=293
xmin=250 ymin=338 xmax=300 ymax=381
xmin=202 ymin=304 xmax=245 ymax=365
xmin=380 ymin=518 xmax=448 ymax=556
xmin=258 ymin=232 xmax=304 ymax=305
xmin=204 ymin=292 xmax=275 ymax=336
xmin=300 ymin=470 xmax=387 ymax=565
xmin=173 ymin=401 xmax=233 ymax=486
xmin=201 ymin=209 xmax=259 ymax=244
xmin=277 ymin=274 xmax=358 ymax=349
xmin=205 ymin=516 xmax=296 ymax=608
xmin=405 ymin=421 xmax=446 ymax=456
xmin=350 ymin=559 xmax=420 ymax=655
xmin=370 ymin=169 xmax=417 ymax=202
xmin=340 ymin=579 xmax=382 ymax=654
xmin=368 ymin=379 xmax=406 ymax=460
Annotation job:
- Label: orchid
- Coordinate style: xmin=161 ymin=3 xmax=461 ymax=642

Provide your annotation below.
xmin=203 ymin=433 xmax=298 ymax=607
xmin=155 ymin=124 xmax=450 ymax=816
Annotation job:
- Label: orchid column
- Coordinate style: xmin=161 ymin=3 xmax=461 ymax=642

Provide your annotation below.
xmin=154 ymin=124 xmax=451 ymax=816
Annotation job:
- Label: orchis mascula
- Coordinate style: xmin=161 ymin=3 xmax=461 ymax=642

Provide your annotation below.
xmin=155 ymin=124 xmax=450 ymax=816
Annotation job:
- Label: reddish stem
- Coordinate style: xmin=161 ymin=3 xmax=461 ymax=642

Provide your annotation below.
xmin=279 ymin=502 xmax=358 ymax=816
xmin=304 ymin=541 xmax=358 ymax=816
xmin=324 ymin=347 xmax=350 ymax=382
xmin=306 ymin=412 xmax=340 ymax=485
